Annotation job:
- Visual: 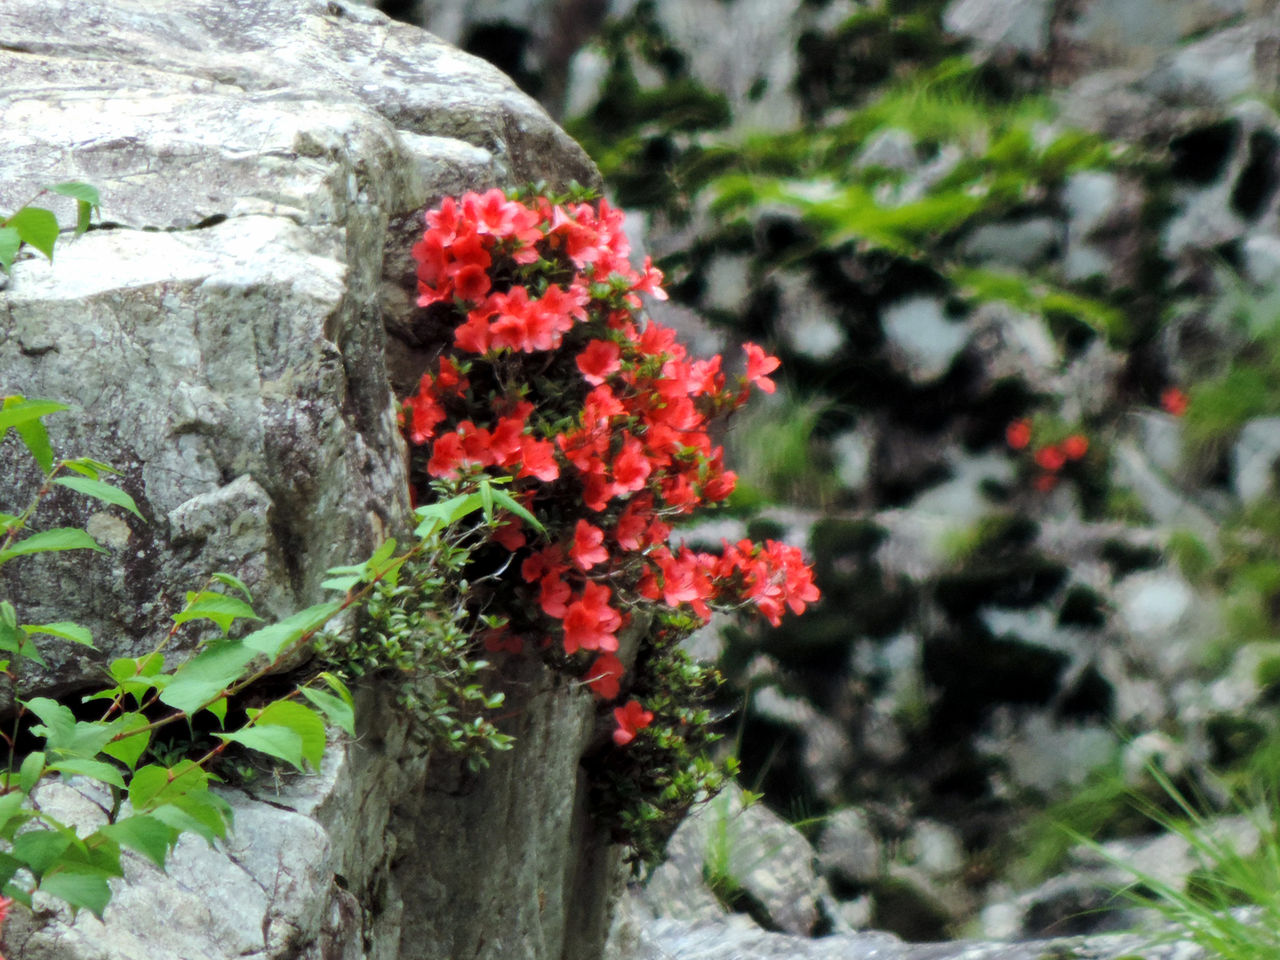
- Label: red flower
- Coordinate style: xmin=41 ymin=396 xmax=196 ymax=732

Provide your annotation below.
xmin=612 ymin=699 xmax=654 ymax=746
xmin=585 ymin=651 xmax=625 ymax=700
xmin=1034 ymin=445 xmax=1066 ymax=472
xmin=562 ymin=582 xmax=621 ymax=654
xmin=1061 ymin=434 xmax=1089 ymax=460
xmin=1005 ymin=418 xmax=1032 ymax=450
xmin=576 ymin=339 xmax=622 ymax=385
xmin=743 ymin=342 xmax=780 ymax=394
xmin=570 ymin=519 xmax=608 ymax=571
xmin=1161 ymin=386 xmax=1188 ymax=417
xmin=483 ymin=627 xmax=523 ymax=654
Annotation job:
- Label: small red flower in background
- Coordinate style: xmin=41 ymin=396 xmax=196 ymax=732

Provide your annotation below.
xmin=1061 ymin=434 xmax=1089 ymax=460
xmin=1033 ymin=473 xmax=1058 ymax=493
xmin=743 ymin=342 xmax=780 ymax=394
xmin=585 ymin=652 xmax=625 ymax=700
xmin=613 ymin=699 xmax=654 ymax=745
xmin=1161 ymin=386 xmax=1188 ymax=417
xmin=1005 ymin=418 xmax=1032 ymax=450
xmin=1034 ymin=445 xmax=1066 ymax=472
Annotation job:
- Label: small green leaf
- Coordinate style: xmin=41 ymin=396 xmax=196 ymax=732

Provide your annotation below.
xmin=128 ymin=761 xmax=209 ymax=810
xmin=0 ymin=527 xmax=102 ymax=564
xmin=0 ymin=227 xmax=18 ymax=272
xmin=100 ymin=713 xmax=150 ymax=770
xmin=320 ymin=573 xmax=362 ymax=592
xmin=40 ymin=866 xmax=112 ymax=919
xmin=46 ymin=758 xmax=125 ymax=789
xmin=15 ymin=416 xmax=55 ymax=474
xmin=239 ymin=601 xmax=342 ymax=660
xmin=0 ymin=397 xmax=68 ymax=434
xmin=19 ymin=751 xmax=46 ymax=793
xmin=98 ymin=815 xmax=177 ymax=870
xmin=12 ymin=828 xmax=71 ymax=876
xmin=48 ymin=182 xmax=100 ymax=206
xmin=6 ymin=206 xmax=59 ymax=261
xmin=210 ymin=572 xmax=252 ymax=601
xmin=487 ymin=485 xmax=546 ymax=535
xmin=109 ymin=653 xmax=165 ymax=682
xmin=299 ymin=686 xmax=355 ymax=737
xmin=61 ymin=457 xmax=117 ymax=479
xmin=172 ymin=590 xmax=260 ymax=634
xmin=23 ymin=621 xmax=94 ymax=648
xmin=218 ymin=725 xmax=304 ymax=771
xmin=52 ymin=477 xmax=143 ymax=520
xmin=252 ymin=700 xmax=326 ymax=770
xmin=157 ymin=643 xmax=256 ymax=715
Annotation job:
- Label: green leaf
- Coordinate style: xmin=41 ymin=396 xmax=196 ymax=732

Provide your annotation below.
xmin=479 ymin=480 xmax=495 ymax=524
xmin=0 ymin=397 xmax=68 ymax=434
xmin=210 ymin=572 xmax=252 ymax=601
xmin=48 ymin=182 xmax=100 ymax=206
xmin=46 ymin=758 xmax=125 ymax=789
xmin=316 ymin=671 xmax=354 ymax=709
xmin=6 ymin=206 xmax=59 ymax=261
xmin=40 ymin=866 xmax=112 ymax=919
xmin=157 ymin=643 xmax=256 ymax=715
xmin=0 ymin=227 xmax=18 ymax=272
xmin=52 ymin=477 xmax=143 ymax=520
xmin=487 ymin=485 xmax=545 ymax=535
xmin=109 ymin=653 xmax=164 ymax=683
xmin=128 ymin=761 xmax=209 ymax=811
xmin=19 ymin=751 xmax=46 ymax=794
xmin=218 ymin=725 xmax=304 ymax=771
xmin=239 ymin=601 xmax=343 ymax=660
xmin=100 ymin=713 xmax=150 ymax=770
xmin=171 ymin=590 xmax=261 ymax=634
xmin=61 ymin=457 xmax=117 ymax=479
xmin=23 ymin=698 xmax=75 ymax=750
xmin=0 ymin=603 xmax=44 ymax=665
xmin=412 ymin=492 xmax=483 ymax=538
xmin=15 ymin=416 xmax=55 ymax=474
xmin=0 ymin=527 xmax=102 ymax=564
xmin=0 ymin=792 xmax=30 ymax=836
xmin=23 ymin=621 xmax=94 ymax=648
xmin=149 ymin=792 xmax=230 ymax=845
xmin=252 ymin=700 xmax=326 ymax=770
xmin=320 ymin=573 xmax=362 ymax=592
xmin=12 ymin=828 xmax=72 ymax=876
xmin=299 ymin=686 xmax=355 ymax=737
xmin=97 ymin=815 xmax=176 ymax=870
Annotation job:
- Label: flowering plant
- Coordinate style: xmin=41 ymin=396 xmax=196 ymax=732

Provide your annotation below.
xmin=399 ymin=186 xmax=818 ymax=852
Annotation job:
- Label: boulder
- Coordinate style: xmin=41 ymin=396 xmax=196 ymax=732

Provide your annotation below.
xmin=0 ymin=2 xmax=614 ymax=959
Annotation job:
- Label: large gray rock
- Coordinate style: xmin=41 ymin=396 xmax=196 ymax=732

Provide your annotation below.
xmin=0 ymin=2 xmax=612 ymax=959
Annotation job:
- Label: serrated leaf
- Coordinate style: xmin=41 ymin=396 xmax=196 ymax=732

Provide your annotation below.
xmin=23 ymin=621 xmax=94 ymax=648
xmin=149 ymin=792 xmax=230 ymax=845
xmin=39 ymin=866 xmax=112 ymax=918
xmin=210 ymin=572 xmax=252 ymax=601
xmin=0 ymin=527 xmax=102 ymax=564
xmin=252 ymin=700 xmax=326 ymax=770
xmin=239 ymin=601 xmax=342 ymax=660
xmin=109 ymin=652 xmax=165 ymax=682
xmin=52 ymin=477 xmax=143 ymax=520
xmin=157 ymin=643 xmax=256 ymax=715
xmin=172 ymin=590 xmax=260 ymax=635
xmin=13 ymin=828 xmax=72 ymax=876
xmin=19 ymin=751 xmax=45 ymax=794
xmin=24 ymin=698 xmax=75 ymax=749
xmin=15 ymin=416 xmax=54 ymax=474
xmin=317 ymin=671 xmax=354 ymax=708
xmin=100 ymin=713 xmax=150 ymax=770
xmin=46 ymin=758 xmax=124 ymax=789
xmin=97 ymin=815 xmax=176 ymax=870
xmin=218 ymin=725 xmax=304 ymax=771
xmin=0 ymin=227 xmax=18 ymax=272
xmin=300 ymin=686 xmax=355 ymax=737
xmin=48 ymin=182 xmax=100 ymax=206
xmin=6 ymin=206 xmax=59 ymax=261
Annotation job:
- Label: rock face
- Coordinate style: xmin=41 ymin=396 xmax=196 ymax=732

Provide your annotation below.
xmin=0 ymin=1 xmax=608 ymax=958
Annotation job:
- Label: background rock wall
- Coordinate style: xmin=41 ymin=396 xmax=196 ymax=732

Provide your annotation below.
xmin=0 ymin=2 xmax=611 ymax=958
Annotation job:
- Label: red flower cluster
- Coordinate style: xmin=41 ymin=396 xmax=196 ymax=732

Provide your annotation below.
xmin=1005 ymin=418 xmax=1090 ymax=492
xmin=401 ymin=190 xmax=819 ymax=747
xmin=1161 ymin=386 xmax=1188 ymax=417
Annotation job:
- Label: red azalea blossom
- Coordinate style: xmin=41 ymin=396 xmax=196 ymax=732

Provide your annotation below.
xmin=612 ymin=699 xmax=654 ymax=746
xmin=1061 ymin=434 xmax=1089 ymax=460
xmin=1034 ymin=445 xmax=1066 ymax=472
xmin=400 ymin=191 xmax=820 ymax=737
xmin=1005 ymin=418 xmax=1032 ymax=450
xmin=1161 ymin=386 xmax=1188 ymax=417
